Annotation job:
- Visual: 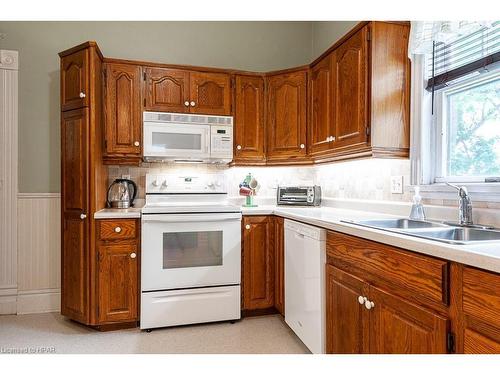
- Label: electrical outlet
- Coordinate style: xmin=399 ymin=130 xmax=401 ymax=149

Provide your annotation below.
xmin=390 ymin=175 xmax=404 ymax=194
xmin=122 ymin=174 xmax=131 ymax=180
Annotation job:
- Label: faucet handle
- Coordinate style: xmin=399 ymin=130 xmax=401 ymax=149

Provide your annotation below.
xmin=445 ymin=182 xmax=468 ymax=197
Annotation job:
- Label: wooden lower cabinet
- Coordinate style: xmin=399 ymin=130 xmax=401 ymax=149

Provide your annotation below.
xmin=326 ymin=231 xmax=451 ymax=354
xmin=274 ymin=217 xmax=285 ymax=315
xmin=242 ymin=216 xmax=275 ymax=311
xmin=95 ymin=218 xmax=140 ymax=326
xmin=460 ymin=266 xmax=500 ymax=353
xmin=369 ymin=286 xmax=448 ymax=353
xmin=326 ymin=265 xmax=368 ymax=353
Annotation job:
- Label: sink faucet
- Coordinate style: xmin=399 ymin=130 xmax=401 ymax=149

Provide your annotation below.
xmin=446 ymin=183 xmax=473 ymax=226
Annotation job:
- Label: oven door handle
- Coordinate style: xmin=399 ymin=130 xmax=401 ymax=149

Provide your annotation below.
xmin=142 ymin=213 xmax=242 ymax=223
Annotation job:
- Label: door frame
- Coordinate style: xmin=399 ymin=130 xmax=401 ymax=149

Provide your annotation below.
xmin=0 ymin=49 xmax=18 ymax=314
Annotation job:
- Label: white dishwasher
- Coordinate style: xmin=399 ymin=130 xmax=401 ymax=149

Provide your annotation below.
xmin=284 ymin=219 xmax=326 ymax=354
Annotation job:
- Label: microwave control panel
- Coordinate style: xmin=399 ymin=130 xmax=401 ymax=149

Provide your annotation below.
xmin=211 ymin=125 xmax=233 ymax=156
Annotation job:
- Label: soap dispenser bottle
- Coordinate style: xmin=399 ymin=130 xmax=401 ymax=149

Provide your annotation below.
xmin=409 ymin=186 xmax=426 ymax=221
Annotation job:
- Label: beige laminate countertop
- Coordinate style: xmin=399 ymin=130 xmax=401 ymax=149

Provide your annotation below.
xmin=242 ymin=205 xmax=500 ymax=274
xmin=94 ymin=204 xmax=500 ymax=273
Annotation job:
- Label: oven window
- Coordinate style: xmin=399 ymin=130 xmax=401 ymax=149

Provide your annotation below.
xmin=162 ymin=231 xmax=223 ymax=269
xmin=152 ymin=132 xmax=202 ymax=150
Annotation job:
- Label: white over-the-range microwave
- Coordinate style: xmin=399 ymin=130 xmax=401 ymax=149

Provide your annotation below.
xmin=143 ymin=111 xmax=233 ymax=164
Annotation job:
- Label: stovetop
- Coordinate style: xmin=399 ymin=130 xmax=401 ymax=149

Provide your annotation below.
xmin=142 ymin=172 xmax=240 ymax=214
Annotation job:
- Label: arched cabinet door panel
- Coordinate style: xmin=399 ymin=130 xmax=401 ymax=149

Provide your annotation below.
xmin=61 ymin=48 xmax=89 ymax=111
xmin=189 ymin=71 xmax=232 ymax=115
xmin=144 ymin=67 xmax=190 ymax=113
xmin=234 ymin=75 xmax=265 ymax=162
xmin=104 ymin=63 xmax=142 ymax=157
xmin=266 ymin=70 xmax=308 ymax=161
xmin=332 ymin=26 xmax=369 ymax=152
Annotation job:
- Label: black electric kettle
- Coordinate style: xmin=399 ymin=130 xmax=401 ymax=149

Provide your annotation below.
xmin=106 ymin=179 xmax=137 ymax=208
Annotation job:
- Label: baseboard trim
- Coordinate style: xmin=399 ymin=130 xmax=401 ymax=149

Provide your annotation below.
xmin=16 ymin=289 xmax=60 ymax=314
xmin=0 ymin=295 xmax=17 ymax=315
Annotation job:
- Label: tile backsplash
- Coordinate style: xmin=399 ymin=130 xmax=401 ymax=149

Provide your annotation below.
xmin=108 ymin=158 xmax=413 ymax=203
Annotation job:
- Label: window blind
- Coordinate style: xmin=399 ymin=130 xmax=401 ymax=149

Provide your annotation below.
xmin=426 ymin=21 xmax=500 ymax=90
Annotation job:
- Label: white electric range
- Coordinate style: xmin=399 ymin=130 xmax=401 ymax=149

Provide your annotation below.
xmin=140 ymin=172 xmax=242 ymax=330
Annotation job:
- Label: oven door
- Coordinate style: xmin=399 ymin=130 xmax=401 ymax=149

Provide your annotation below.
xmin=141 ymin=213 xmax=241 ymax=291
xmin=143 ymin=122 xmax=210 ymax=160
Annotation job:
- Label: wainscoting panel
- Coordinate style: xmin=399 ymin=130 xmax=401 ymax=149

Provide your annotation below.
xmin=17 ymin=193 xmax=61 ymax=313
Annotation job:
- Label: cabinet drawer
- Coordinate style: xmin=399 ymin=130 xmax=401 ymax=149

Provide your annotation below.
xmin=463 ymin=266 xmax=500 ymax=326
xmin=326 ymin=231 xmax=448 ymax=305
xmin=98 ymin=219 xmax=137 ymax=241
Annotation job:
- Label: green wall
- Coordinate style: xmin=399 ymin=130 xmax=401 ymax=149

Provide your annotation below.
xmin=0 ymin=21 xmax=357 ymax=193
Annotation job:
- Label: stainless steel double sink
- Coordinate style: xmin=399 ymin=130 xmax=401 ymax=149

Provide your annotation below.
xmin=342 ymin=218 xmax=500 ymax=245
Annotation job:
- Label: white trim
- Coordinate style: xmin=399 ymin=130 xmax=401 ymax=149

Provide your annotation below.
xmin=0 ymin=49 xmax=18 ymax=315
xmin=17 ymin=192 xmax=61 ymax=199
xmin=16 ymin=288 xmax=60 ymax=314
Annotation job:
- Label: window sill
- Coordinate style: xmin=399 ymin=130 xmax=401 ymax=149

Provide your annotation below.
xmin=415 ymin=183 xmax=500 ymax=203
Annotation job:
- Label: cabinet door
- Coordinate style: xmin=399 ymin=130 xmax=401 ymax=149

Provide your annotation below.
xmin=234 ymin=75 xmax=266 ymax=162
xmin=104 ymin=63 xmax=142 ymax=157
xmin=369 ymin=286 xmax=448 ymax=354
xmin=242 ymin=216 xmax=275 ymax=310
xmin=189 ymin=72 xmax=232 ymax=115
xmin=461 ymin=267 xmax=500 ymax=353
xmin=267 ymin=70 xmax=308 ymax=160
xmin=61 ymin=108 xmax=89 ymax=324
xmin=61 ymin=49 xmax=88 ymax=111
xmin=309 ymin=54 xmax=334 ymax=156
xmin=332 ymin=26 xmax=369 ymax=152
xmin=274 ymin=216 xmax=285 ymax=315
xmin=326 ymin=265 xmax=369 ymax=353
xmin=144 ymin=67 xmax=190 ymax=113
xmin=97 ymin=242 xmax=138 ymax=323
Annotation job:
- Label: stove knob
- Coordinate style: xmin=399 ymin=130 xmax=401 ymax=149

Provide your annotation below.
xmin=161 ymin=180 xmax=168 ymax=188
xmin=207 ymin=182 xmax=215 ymax=188
xmin=151 ymin=179 xmax=159 ymax=187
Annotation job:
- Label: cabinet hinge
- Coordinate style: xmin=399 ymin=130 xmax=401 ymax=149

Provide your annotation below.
xmin=447 ymin=332 xmax=456 ymax=353
xmin=143 ymin=98 xmax=146 ymax=107
xmin=143 ymin=72 xmax=146 ymax=81
xmin=367 ymin=28 xmax=371 ymax=41
xmin=366 ymin=126 xmax=371 ymax=136
xmin=104 ymin=139 xmax=108 ymax=150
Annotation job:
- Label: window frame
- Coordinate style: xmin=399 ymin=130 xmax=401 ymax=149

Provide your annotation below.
xmin=410 ymin=55 xmax=500 ymax=202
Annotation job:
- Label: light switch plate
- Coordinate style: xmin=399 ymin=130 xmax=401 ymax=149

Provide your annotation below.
xmin=390 ymin=175 xmax=404 ymax=194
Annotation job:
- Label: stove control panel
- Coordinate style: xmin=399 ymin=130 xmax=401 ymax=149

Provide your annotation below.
xmin=146 ymin=173 xmax=227 ymax=194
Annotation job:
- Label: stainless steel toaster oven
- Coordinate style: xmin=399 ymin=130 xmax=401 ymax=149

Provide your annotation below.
xmin=277 ymin=186 xmax=321 ymax=206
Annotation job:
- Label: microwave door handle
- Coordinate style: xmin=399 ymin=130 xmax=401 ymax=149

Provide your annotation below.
xmin=206 ymin=129 xmax=211 ymax=155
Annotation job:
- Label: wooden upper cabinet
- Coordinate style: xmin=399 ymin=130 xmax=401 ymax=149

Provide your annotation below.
xmin=60 ymin=108 xmax=89 ymax=324
xmin=234 ymin=75 xmax=266 ymax=163
xmin=326 ymin=265 xmax=369 ymax=353
xmin=266 ymin=70 xmax=308 ymax=161
xmin=309 ymin=54 xmax=334 ymax=156
xmin=189 ymin=71 xmax=232 ymax=115
xmin=60 ymin=48 xmax=89 ymax=111
xmin=242 ymin=216 xmax=275 ymax=310
xmin=104 ymin=63 xmax=142 ymax=160
xmin=369 ymin=286 xmax=448 ymax=354
xmin=97 ymin=242 xmax=138 ymax=323
xmin=144 ymin=67 xmax=190 ymax=112
xmin=332 ymin=26 xmax=369 ymax=153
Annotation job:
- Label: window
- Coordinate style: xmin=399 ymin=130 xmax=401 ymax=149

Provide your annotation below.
xmin=410 ymin=21 xmax=500 ymax=199
xmin=434 ymin=70 xmax=500 ymax=182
